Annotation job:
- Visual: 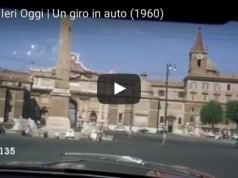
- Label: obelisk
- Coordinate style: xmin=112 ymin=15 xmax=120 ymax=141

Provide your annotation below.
xmin=45 ymin=16 xmax=72 ymax=132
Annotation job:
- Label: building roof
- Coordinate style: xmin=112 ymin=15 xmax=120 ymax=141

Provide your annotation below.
xmin=0 ymin=69 xmax=32 ymax=82
xmin=30 ymin=53 xmax=114 ymax=77
xmin=207 ymin=59 xmax=217 ymax=71
xmin=191 ymin=28 xmax=207 ymax=53
xmin=148 ymin=79 xmax=184 ymax=88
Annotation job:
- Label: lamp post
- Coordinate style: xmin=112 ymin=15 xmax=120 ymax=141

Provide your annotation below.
xmin=156 ymin=99 xmax=160 ymax=133
xmin=129 ymin=102 xmax=133 ymax=132
xmin=164 ymin=63 xmax=176 ymax=126
xmin=128 ymin=90 xmax=136 ymax=137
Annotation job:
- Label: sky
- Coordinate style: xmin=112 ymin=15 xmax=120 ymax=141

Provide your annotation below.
xmin=0 ymin=9 xmax=238 ymax=80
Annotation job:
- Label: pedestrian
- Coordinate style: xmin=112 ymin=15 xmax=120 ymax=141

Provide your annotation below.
xmin=25 ymin=125 xmax=30 ymax=136
xmin=162 ymin=125 xmax=167 ymax=145
xmin=128 ymin=125 xmax=132 ymax=138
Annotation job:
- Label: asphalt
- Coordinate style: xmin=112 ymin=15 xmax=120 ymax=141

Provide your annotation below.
xmin=0 ymin=132 xmax=237 ymax=178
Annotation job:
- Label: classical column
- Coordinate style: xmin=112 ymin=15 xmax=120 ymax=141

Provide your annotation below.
xmin=98 ymin=103 xmax=102 ymax=121
xmin=46 ymin=16 xmax=72 ymax=132
xmin=84 ymin=100 xmax=89 ymax=120
xmin=104 ymin=104 xmax=108 ymax=121
xmin=77 ymin=99 xmax=81 ymax=119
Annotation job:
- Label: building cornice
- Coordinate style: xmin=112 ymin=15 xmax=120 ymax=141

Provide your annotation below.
xmin=184 ymin=75 xmax=238 ymax=83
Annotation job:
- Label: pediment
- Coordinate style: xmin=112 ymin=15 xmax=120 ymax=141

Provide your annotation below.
xmin=166 ymin=115 xmax=176 ymax=120
xmin=70 ymin=53 xmax=101 ymax=76
xmin=70 ymin=72 xmax=92 ymax=80
xmin=34 ymin=52 xmax=109 ymax=80
xmin=81 ymin=74 xmax=91 ymax=79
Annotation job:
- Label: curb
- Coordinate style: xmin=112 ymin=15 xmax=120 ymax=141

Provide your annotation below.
xmin=173 ymin=133 xmax=235 ymax=144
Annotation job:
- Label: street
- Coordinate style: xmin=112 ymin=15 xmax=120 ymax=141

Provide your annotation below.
xmin=0 ymin=133 xmax=237 ymax=178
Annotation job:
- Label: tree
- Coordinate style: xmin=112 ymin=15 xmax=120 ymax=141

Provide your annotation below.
xmin=225 ymin=100 xmax=238 ymax=129
xmin=200 ymin=100 xmax=223 ymax=132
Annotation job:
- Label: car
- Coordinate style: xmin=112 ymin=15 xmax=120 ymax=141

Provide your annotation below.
xmin=65 ymin=129 xmax=75 ymax=139
xmin=232 ymin=133 xmax=238 ymax=139
xmin=157 ymin=127 xmax=167 ymax=134
xmin=114 ymin=126 xmax=125 ymax=132
xmin=206 ymin=132 xmax=216 ymax=138
xmin=137 ymin=127 xmax=149 ymax=133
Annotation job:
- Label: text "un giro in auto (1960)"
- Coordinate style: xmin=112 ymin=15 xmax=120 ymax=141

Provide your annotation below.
xmin=1 ymin=9 xmax=164 ymax=21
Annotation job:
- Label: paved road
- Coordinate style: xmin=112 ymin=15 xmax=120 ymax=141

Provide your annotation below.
xmin=0 ymin=133 xmax=237 ymax=178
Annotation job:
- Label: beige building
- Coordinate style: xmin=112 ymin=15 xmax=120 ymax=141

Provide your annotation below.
xmin=0 ymin=29 xmax=237 ymax=133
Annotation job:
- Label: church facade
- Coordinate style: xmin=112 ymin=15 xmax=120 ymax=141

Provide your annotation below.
xmin=0 ymin=29 xmax=237 ymax=133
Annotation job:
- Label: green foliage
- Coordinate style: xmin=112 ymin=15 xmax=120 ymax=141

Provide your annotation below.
xmin=200 ymin=100 xmax=223 ymax=125
xmin=225 ymin=100 xmax=238 ymax=127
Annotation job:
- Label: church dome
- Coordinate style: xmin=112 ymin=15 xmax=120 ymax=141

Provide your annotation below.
xmin=206 ymin=59 xmax=217 ymax=71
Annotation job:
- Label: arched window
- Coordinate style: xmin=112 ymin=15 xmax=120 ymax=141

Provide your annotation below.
xmin=89 ymin=111 xmax=97 ymax=123
xmin=68 ymin=99 xmax=77 ymax=127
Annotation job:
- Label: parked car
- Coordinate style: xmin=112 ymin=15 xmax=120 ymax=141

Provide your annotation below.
xmin=137 ymin=127 xmax=149 ymax=133
xmin=65 ymin=129 xmax=75 ymax=139
xmin=114 ymin=126 xmax=126 ymax=132
xmin=206 ymin=132 xmax=216 ymax=138
xmin=157 ymin=126 xmax=167 ymax=134
xmin=215 ymin=134 xmax=221 ymax=140
xmin=232 ymin=133 xmax=238 ymax=140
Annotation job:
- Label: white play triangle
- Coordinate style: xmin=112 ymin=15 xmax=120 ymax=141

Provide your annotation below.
xmin=114 ymin=82 xmax=126 ymax=95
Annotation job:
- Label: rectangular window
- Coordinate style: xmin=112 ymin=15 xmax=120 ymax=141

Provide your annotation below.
xmin=118 ymin=113 xmax=123 ymax=123
xmin=214 ymin=84 xmax=220 ymax=92
xmin=202 ymin=83 xmax=209 ymax=90
xmin=197 ymin=60 xmax=201 ymax=67
xmin=178 ymin=92 xmax=184 ymax=98
xmin=227 ymin=84 xmax=231 ymax=91
xmin=203 ymin=94 xmax=207 ymax=101
xmin=158 ymin=90 xmax=165 ymax=96
xmin=214 ymin=95 xmax=219 ymax=101
xmin=160 ymin=116 xmax=164 ymax=123
xmin=190 ymin=82 xmax=197 ymax=90
xmin=191 ymin=94 xmax=196 ymax=100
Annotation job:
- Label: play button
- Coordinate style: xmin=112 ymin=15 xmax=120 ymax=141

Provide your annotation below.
xmin=114 ymin=82 xmax=126 ymax=95
xmin=97 ymin=74 xmax=141 ymax=104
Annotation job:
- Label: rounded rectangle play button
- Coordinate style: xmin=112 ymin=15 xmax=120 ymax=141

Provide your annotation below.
xmin=97 ymin=74 xmax=141 ymax=104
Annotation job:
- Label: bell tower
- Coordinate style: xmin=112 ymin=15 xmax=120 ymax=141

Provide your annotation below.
xmin=188 ymin=28 xmax=208 ymax=75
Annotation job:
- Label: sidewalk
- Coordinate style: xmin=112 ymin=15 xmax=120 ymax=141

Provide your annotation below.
xmin=174 ymin=133 xmax=235 ymax=144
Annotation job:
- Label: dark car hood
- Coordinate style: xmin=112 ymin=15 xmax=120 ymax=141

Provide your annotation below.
xmin=0 ymin=161 xmax=215 ymax=178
